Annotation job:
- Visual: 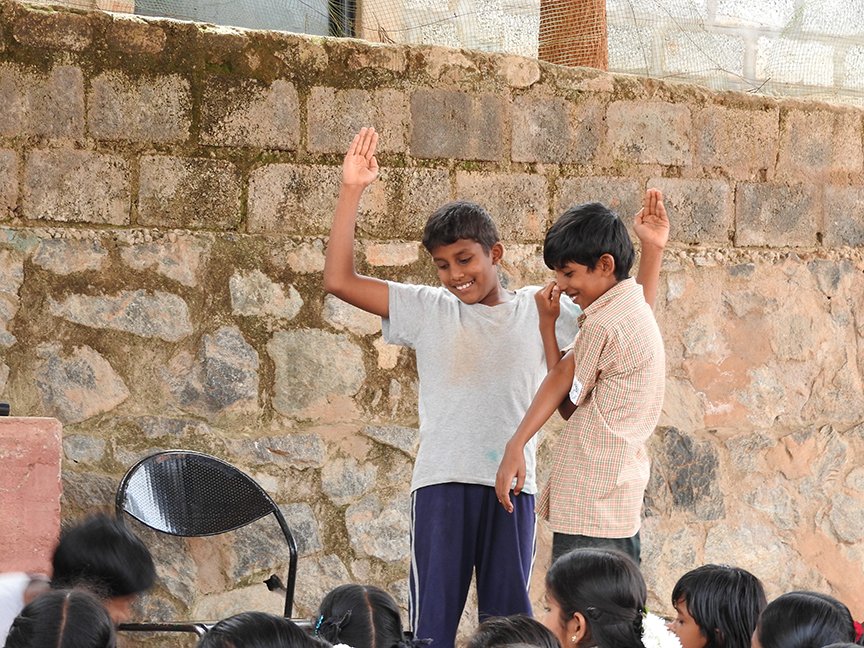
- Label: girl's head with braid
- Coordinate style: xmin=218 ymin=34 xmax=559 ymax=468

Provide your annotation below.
xmin=315 ymin=584 xmax=428 ymax=648
xmin=197 ymin=612 xmax=328 ymax=648
xmin=542 ymin=548 xmax=647 ymax=648
xmin=5 ymin=589 xmax=116 ymax=648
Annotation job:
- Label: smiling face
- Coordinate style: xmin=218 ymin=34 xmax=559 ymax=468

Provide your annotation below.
xmin=669 ymin=598 xmax=709 ymax=648
xmin=430 ymin=238 xmax=506 ymax=306
xmin=553 ymin=255 xmax=618 ymax=311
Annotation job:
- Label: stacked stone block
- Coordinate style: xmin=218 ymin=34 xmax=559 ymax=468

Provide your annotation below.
xmin=0 ymin=0 xmax=862 ymax=639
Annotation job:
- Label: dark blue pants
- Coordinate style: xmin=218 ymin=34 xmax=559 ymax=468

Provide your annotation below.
xmin=409 ymin=483 xmax=535 ymax=648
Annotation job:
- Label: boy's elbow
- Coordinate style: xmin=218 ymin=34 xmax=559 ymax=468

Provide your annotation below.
xmin=323 ymin=273 xmax=338 ymax=295
xmin=323 ymin=271 xmax=355 ymax=300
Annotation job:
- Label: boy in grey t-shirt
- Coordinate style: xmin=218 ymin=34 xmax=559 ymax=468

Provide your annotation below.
xmin=323 ymin=128 xmax=669 ymax=648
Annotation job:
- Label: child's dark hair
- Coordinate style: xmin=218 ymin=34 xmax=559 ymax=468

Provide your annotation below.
xmin=755 ymin=591 xmax=856 ymax=648
xmin=671 ymin=564 xmax=767 ymax=648
xmin=316 ymin=584 xmax=424 ymax=648
xmin=51 ymin=513 xmax=156 ymax=598
xmin=546 ymin=548 xmax=646 ymax=648
xmin=422 ymin=201 xmax=500 ymax=253
xmin=467 ymin=615 xmax=561 ymax=648
xmin=543 ymin=203 xmax=634 ymax=280
xmin=5 ymin=589 xmax=116 ymax=648
xmin=198 ymin=612 xmax=327 ymax=648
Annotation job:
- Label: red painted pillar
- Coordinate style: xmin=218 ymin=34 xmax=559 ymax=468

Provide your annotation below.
xmin=0 ymin=418 xmax=62 ymax=573
xmin=539 ymin=0 xmax=608 ymax=70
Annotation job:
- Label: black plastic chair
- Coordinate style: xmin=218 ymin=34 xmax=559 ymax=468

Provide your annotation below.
xmin=115 ymin=450 xmax=299 ymax=637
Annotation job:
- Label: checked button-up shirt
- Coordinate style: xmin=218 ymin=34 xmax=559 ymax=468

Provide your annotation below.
xmin=537 ymin=277 xmax=666 ymax=538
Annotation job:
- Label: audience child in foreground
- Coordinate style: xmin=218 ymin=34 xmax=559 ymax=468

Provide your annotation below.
xmin=315 ymin=584 xmax=427 ymax=648
xmin=50 ymin=514 xmax=156 ymax=623
xmin=323 ymin=127 xmax=668 ymax=647
xmin=0 ymin=513 xmax=155 ymax=643
xmin=467 ymin=615 xmax=561 ymax=648
xmin=669 ymin=564 xmax=766 ymax=648
xmin=752 ymin=591 xmax=856 ymax=648
xmin=541 ymin=547 xmax=679 ymax=648
xmin=197 ymin=612 xmax=328 ymax=648
xmin=4 ymin=589 xmax=116 ymax=648
xmin=496 ymin=198 xmax=667 ymax=565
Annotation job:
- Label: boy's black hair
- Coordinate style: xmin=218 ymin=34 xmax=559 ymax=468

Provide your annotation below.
xmin=543 ymin=202 xmax=634 ymax=281
xmin=671 ymin=564 xmax=767 ymax=648
xmin=198 ymin=612 xmax=328 ymax=648
xmin=467 ymin=615 xmax=560 ymax=648
xmin=5 ymin=589 xmax=116 ymax=648
xmin=422 ymin=201 xmax=500 ymax=253
xmin=51 ymin=514 xmax=156 ymax=598
xmin=755 ymin=591 xmax=856 ymax=648
xmin=546 ymin=548 xmax=646 ymax=648
xmin=316 ymin=584 xmax=423 ymax=648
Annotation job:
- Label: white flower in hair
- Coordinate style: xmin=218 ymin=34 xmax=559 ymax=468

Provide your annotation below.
xmin=332 ymin=644 xmax=353 ymax=648
xmin=641 ymin=611 xmax=681 ymax=648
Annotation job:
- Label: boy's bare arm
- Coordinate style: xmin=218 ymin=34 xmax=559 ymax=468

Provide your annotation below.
xmin=536 ymin=280 xmax=563 ymax=371
xmin=633 ymin=188 xmax=669 ymax=309
xmin=535 ymin=281 xmax=579 ymax=419
xmin=323 ymin=127 xmax=390 ymax=318
xmin=495 ymin=351 xmax=575 ymax=512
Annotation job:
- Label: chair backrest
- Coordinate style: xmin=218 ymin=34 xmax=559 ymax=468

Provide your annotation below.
xmin=116 ymin=450 xmax=297 ymax=617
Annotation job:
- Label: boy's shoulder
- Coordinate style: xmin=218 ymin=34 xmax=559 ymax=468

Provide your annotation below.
xmin=579 ymin=279 xmax=657 ymax=338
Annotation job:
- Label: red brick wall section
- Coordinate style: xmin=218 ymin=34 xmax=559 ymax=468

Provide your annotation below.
xmin=0 ymin=418 xmax=62 ymax=573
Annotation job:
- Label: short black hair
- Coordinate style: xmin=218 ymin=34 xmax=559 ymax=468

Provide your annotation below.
xmin=546 ymin=548 xmax=646 ymax=648
xmin=5 ymin=589 xmax=116 ymax=648
xmin=468 ymin=615 xmax=560 ymax=648
xmin=316 ymin=584 xmax=416 ymax=648
xmin=671 ymin=564 xmax=767 ymax=648
xmin=198 ymin=612 xmax=328 ymax=648
xmin=51 ymin=514 xmax=156 ymax=598
xmin=543 ymin=202 xmax=634 ymax=281
xmin=422 ymin=201 xmax=500 ymax=253
xmin=755 ymin=591 xmax=856 ymax=648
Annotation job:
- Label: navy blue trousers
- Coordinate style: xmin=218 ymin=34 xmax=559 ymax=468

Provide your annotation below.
xmin=409 ymin=483 xmax=536 ymax=648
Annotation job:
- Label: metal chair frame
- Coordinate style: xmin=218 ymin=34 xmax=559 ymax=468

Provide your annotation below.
xmin=115 ymin=449 xmax=299 ymax=637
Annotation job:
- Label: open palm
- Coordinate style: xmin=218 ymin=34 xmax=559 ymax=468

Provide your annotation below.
xmin=634 ymin=188 xmax=669 ymax=249
xmin=342 ymin=127 xmax=379 ymax=188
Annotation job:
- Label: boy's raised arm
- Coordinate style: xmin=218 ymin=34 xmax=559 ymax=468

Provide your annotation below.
xmin=633 ymin=188 xmax=669 ymax=309
xmin=323 ymin=127 xmax=390 ymax=318
xmin=495 ymin=350 xmax=576 ymax=512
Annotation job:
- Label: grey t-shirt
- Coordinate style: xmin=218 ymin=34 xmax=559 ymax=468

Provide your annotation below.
xmin=382 ymin=282 xmax=579 ymax=494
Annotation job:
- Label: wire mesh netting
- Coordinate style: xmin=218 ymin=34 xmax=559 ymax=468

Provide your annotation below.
xmin=30 ymin=0 xmax=864 ymax=106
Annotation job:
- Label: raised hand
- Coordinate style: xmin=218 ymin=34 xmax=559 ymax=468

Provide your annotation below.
xmin=342 ymin=127 xmax=379 ymax=188
xmin=633 ymin=188 xmax=669 ymax=251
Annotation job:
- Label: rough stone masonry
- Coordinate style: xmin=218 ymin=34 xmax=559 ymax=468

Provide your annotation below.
xmin=0 ymin=0 xmax=862 ymax=642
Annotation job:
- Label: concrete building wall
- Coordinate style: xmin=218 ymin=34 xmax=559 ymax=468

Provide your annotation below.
xmin=357 ymin=0 xmax=541 ymax=58
xmin=0 ymin=1 xmax=863 ymax=642
xmin=607 ymin=0 xmax=864 ymax=106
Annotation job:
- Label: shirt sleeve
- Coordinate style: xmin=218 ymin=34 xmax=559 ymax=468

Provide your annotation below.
xmin=381 ymin=282 xmax=438 ymax=348
xmin=568 ymin=320 xmax=608 ymax=407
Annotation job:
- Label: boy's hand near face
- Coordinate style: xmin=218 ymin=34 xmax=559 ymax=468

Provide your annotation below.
xmin=535 ymin=280 xmax=561 ymax=329
xmin=342 ymin=127 xmax=379 ymax=189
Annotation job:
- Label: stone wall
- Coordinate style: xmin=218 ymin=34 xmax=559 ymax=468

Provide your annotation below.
xmin=0 ymin=0 xmax=863 ymax=641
